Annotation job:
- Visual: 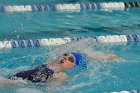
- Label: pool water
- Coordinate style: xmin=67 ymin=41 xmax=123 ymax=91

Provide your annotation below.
xmin=0 ymin=0 xmax=140 ymax=93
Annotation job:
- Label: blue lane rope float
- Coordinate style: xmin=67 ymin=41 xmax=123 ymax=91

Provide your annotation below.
xmin=0 ymin=34 xmax=140 ymax=49
xmin=0 ymin=2 xmax=140 ymax=13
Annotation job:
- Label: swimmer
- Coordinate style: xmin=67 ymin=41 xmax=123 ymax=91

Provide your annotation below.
xmin=0 ymin=52 xmax=119 ymax=86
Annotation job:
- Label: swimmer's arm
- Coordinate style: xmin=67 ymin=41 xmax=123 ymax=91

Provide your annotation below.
xmin=93 ymin=52 xmax=120 ymax=61
xmin=83 ymin=50 xmax=120 ymax=62
xmin=0 ymin=76 xmax=27 ymax=86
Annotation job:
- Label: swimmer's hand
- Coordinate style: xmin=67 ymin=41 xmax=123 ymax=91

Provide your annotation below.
xmin=106 ymin=54 xmax=122 ymax=62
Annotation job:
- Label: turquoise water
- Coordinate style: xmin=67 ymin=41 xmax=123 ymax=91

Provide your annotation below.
xmin=1 ymin=9 xmax=140 ymax=40
xmin=0 ymin=0 xmax=140 ymax=93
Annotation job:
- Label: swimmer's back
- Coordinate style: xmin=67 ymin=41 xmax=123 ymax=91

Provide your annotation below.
xmin=9 ymin=64 xmax=54 ymax=82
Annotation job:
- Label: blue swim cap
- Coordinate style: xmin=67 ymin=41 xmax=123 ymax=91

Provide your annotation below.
xmin=71 ymin=52 xmax=87 ymax=68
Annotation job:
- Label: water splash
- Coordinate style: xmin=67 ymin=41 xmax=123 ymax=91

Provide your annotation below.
xmin=0 ymin=38 xmax=124 ymax=93
xmin=48 ymin=38 xmax=114 ymax=62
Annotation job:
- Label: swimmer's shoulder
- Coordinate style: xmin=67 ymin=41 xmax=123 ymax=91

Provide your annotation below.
xmin=52 ymin=72 xmax=68 ymax=81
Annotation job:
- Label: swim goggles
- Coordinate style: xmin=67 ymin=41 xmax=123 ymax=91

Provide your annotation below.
xmin=63 ymin=53 xmax=75 ymax=63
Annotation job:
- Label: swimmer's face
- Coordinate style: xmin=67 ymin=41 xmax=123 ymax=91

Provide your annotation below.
xmin=59 ymin=53 xmax=76 ymax=70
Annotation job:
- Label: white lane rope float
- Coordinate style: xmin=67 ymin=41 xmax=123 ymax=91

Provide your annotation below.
xmin=111 ymin=89 xmax=140 ymax=93
xmin=0 ymin=2 xmax=140 ymax=13
xmin=0 ymin=34 xmax=139 ymax=49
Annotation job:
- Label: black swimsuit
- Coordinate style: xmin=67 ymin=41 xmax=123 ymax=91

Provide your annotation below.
xmin=9 ymin=64 xmax=54 ymax=82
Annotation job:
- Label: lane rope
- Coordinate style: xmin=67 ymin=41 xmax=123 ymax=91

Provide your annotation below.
xmin=0 ymin=2 xmax=140 ymax=13
xmin=111 ymin=89 xmax=140 ymax=93
xmin=0 ymin=34 xmax=139 ymax=48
